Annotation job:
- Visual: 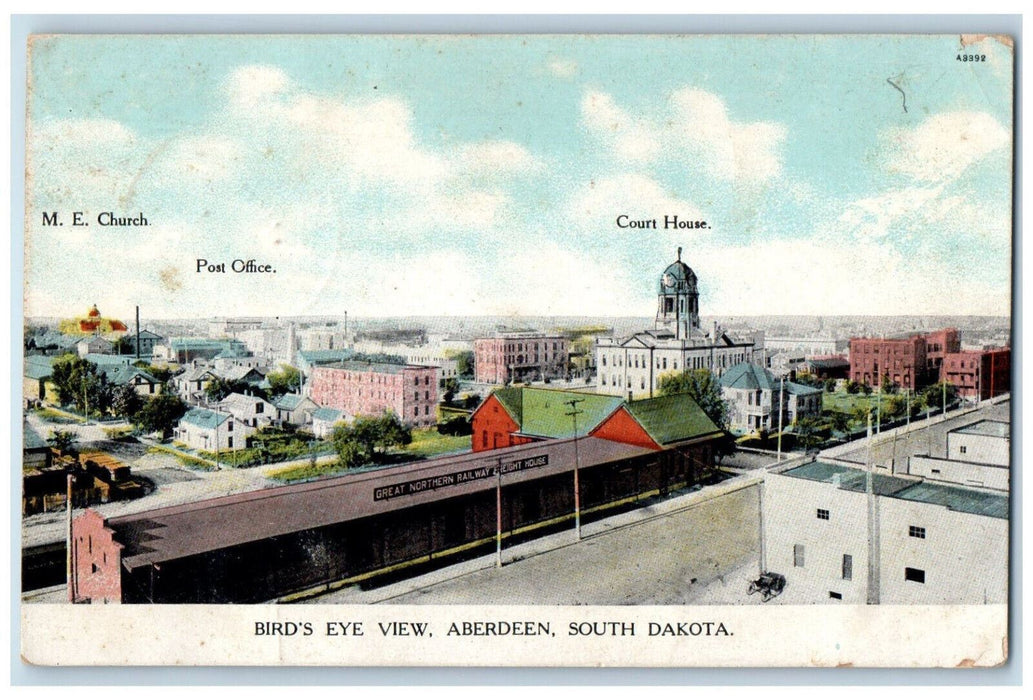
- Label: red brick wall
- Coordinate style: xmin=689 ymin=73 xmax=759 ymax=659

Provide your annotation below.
xmin=71 ymin=509 xmax=123 ymax=603
xmin=310 ymin=365 xmax=438 ymax=428
xmin=849 ymin=336 xmax=926 ymax=390
xmin=590 ymin=407 xmax=660 ymax=450
xmin=942 ymin=347 xmax=1010 ymax=400
xmin=474 ymin=336 xmax=570 ymax=384
xmin=470 ymin=394 xmax=530 ymax=452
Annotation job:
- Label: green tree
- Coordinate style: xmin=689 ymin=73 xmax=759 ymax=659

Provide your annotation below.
xmin=884 ymin=394 xmax=907 ymax=420
xmin=442 ymin=378 xmax=460 ymax=405
xmin=47 ymin=429 xmax=79 ymax=457
xmin=111 ymin=383 xmax=144 ymax=420
xmin=330 ymin=425 xmax=365 ymax=469
xmin=795 ymin=416 xmax=824 ymax=451
xmin=267 ymin=364 xmax=301 ymax=396
xmin=205 ymin=377 xmax=258 ymax=402
xmin=845 ymin=380 xmax=861 ymax=395
xmin=881 ymin=374 xmax=898 ymax=395
xmin=657 ymin=369 xmax=729 ymax=430
xmin=824 ymin=378 xmax=837 ymax=393
xmin=449 ymin=350 xmax=474 ymax=378
xmin=112 ymin=336 xmax=134 ymax=355
xmin=921 ymin=382 xmax=958 ymax=413
xmin=136 ymin=394 xmax=188 ymax=439
xmin=50 ymin=355 xmax=112 ymax=416
xmin=861 ymin=382 xmax=873 ymax=396
xmin=828 ymin=411 xmax=851 ymax=435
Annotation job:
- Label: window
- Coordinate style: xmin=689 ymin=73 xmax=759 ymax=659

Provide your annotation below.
xmin=829 ymin=591 xmax=842 ymax=600
xmin=817 ymin=509 xmax=830 ymax=520
xmin=909 ymin=526 xmax=926 ymax=539
xmin=842 ymin=554 xmax=853 ymax=581
xmin=960 ymin=445 xmax=968 ymax=454
xmin=228 ymin=436 xmax=233 ymax=448
xmin=793 ymin=544 xmax=805 ymax=567
xmin=905 ymin=567 xmax=926 ymax=584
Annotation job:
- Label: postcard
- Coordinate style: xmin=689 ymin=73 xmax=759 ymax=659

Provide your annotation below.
xmin=19 ymin=33 xmax=1013 ymax=667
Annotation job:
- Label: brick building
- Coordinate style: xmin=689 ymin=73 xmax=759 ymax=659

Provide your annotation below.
xmin=309 ymin=361 xmax=438 ymax=429
xmin=849 ymin=328 xmax=961 ymax=391
xmin=470 ymin=386 xmax=723 ymax=454
xmin=940 ymin=347 xmax=1010 ymax=401
xmin=474 ymin=333 xmax=569 ymax=385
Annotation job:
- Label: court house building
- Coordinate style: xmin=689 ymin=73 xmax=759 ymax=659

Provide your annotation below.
xmin=595 ymin=249 xmax=763 ymax=399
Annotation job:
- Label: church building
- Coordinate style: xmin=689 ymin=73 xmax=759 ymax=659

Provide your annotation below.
xmin=595 ymin=249 xmax=764 ymax=399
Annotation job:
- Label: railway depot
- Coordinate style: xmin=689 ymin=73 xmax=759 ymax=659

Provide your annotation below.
xmin=71 ymin=399 xmax=723 ymax=603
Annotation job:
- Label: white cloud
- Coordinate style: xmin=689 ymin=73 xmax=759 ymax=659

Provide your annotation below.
xmin=581 ymin=91 xmax=660 ymax=163
xmin=837 ymin=186 xmax=945 ymax=241
xmin=883 ymin=111 xmax=1010 ymax=183
xmin=456 ymin=141 xmax=541 ymax=176
xmin=691 ymin=237 xmax=1008 ymax=317
xmin=566 ymin=173 xmax=705 ymax=227
xmin=226 ymin=65 xmax=290 ymax=108
xmin=581 ymin=88 xmax=787 ymax=183
xmin=547 ymin=58 xmax=578 ymax=79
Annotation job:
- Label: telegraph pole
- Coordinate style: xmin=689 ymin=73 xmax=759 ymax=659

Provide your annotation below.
xmin=566 ymin=398 xmax=586 ymax=541
xmin=776 ymin=374 xmax=785 ymax=462
xmin=495 ymin=456 xmax=503 ymax=568
xmin=66 ymin=473 xmax=75 ymax=603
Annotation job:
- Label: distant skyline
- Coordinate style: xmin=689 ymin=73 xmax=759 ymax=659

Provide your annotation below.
xmin=25 ymin=35 xmax=1013 ymax=320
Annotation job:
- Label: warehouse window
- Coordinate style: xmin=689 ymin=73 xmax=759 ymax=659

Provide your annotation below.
xmin=842 ymin=554 xmax=853 ymax=581
xmin=829 ymin=591 xmax=842 ymax=600
xmin=905 ymin=567 xmax=926 ymax=584
xmin=909 ymin=526 xmax=926 ymax=539
xmin=817 ymin=508 xmax=830 ymax=520
xmin=794 ymin=544 xmax=805 ymax=568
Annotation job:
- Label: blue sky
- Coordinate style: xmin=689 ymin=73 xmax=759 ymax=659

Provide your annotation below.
xmin=24 ymin=34 xmax=1013 ymax=319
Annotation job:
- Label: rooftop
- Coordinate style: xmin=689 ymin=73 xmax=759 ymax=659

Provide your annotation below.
xmin=179 ymin=407 xmax=232 ymax=430
xmin=102 ymin=437 xmax=654 ymax=568
xmin=782 ymin=461 xmax=1008 ymax=520
xmin=621 ymin=394 xmax=722 ymax=446
xmin=951 ymin=420 xmax=1010 ymax=439
xmin=320 ymin=360 xmax=433 ymax=374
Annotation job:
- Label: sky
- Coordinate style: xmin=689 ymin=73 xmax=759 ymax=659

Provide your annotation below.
xmin=23 ymin=34 xmax=1014 ymax=320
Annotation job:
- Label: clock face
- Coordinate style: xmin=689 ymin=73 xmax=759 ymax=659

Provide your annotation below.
xmin=662 ymin=273 xmax=674 ymax=287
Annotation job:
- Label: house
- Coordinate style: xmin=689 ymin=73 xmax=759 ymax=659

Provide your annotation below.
xmin=122 ymin=329 xmax=164 ymax=358
xmin=309 ymin=361 xmax=438 ymax=429
xmin=23 ymin=355 xmax=57 ymax=406
xmin=77 ymin=335 xmax=113 ymax=357
xmin=216 ymin=365 xmax=266 ymax=387
xmin=174 ymin=407 xmax=254 ymax=452
xmin=311 ymin=407 xmax=346 ymax=439
xmin=216 ymin=392 xmax=276 ymax=429
xmin=273 ymin=393 xmax=318 ymax=427
xmin=719 ymin=362 xmax=821 ymax=435
xmin=99 ymin=364 xmax=162 ymax=396
xmin=174 ymin=365 xmax=221 ymax=403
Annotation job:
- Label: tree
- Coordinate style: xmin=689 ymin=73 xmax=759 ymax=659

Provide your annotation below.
xmin=331 ymin=412 xmax=412 ymax=465
xmin=47 ymin=429 xmax=79 ymax=457
xmin=135 ymin=394 xmax=187 ymax=439
xmin=267 ymin=364 xmax=301 ymax=396
xmin=881 ymin=374 xmax=898 ymax=395
xmin=824 ymin=378 xmax=837 ymax=393
xmin=657 ymin=369 xmax=729 ymax=430
xmin=450 ymin=350 xmax=474 ymax=379
xmin=795 ymin=416 xmax=823 ymax=451
xmin=442 ymin=378 xmax=460 ymax=405
xmin=205 ymin=377 xmax=256 ymax=402
xmin=861 ymin=382 xmax=873 ymax=396
xmin=845 ymin=380 xmax=861 ymax=395
xmin=50 ymin=355 xmax=112 ymax=416
xmin=111 ymin=383 xmax=144 ymax=420
xmin=330 ymin=425 xmax=365 ymax=469
xmin=921 ymin=382 xmax=958 ymax=413
xmin=884 ymin=394 xmax=907 ymax=420
xmin=828 ymin=411 xmax=851 ymax=435
xmin=112 ymin=336 xmax=134 ymax=355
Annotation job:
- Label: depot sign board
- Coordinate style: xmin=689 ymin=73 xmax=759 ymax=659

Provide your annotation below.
xmin=373 ymin=454 xmax=550 ymax=502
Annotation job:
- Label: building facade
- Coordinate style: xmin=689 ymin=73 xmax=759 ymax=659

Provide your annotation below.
xmin=719 ymin=363 xmax=822 ymax=434
xmin=763 ymin=461 xmax=1007 ymax=604
xmin=848 ymin=328 xmax=960 ymax=391
xmin=595 ymin=251 xmax=761 ymax=399
xmin=309 ymin=361 xmax=439 ymax=429
xmin=940 ymin=347 xmax=1010 ymax=401
xmin=174 ymin=408 xmax=254 ymax=451
xmin=474 ymin=333 xmax=569 ymax=385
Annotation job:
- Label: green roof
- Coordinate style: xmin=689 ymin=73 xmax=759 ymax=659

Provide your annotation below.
xmin=785 ymin=381 xmax=822 ymax=396
xmin=495 ymin=387 xmax=622 ymax=440
xmin=180 ymin=407 xmax=231 ymax=430
xmin=623 ymin=394 xmax=722 ymax=446
xmin=24 ymin=355 xmax=56 ymax=380
xmin=721 ymin=362 xmax=777 ymax=391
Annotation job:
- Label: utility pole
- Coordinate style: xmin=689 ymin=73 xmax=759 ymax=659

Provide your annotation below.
xmin=495 ymin=456 xmax=503 ymax=568
xmin=865 ymin=411 xmax=879 ymax=604
xmin=66 ymin=473 xmax=75 ymax=603
xmin=776 ymin=374 xmax=785 ymax=462
xmin=565 ymin=398 xmax=585 ymax=541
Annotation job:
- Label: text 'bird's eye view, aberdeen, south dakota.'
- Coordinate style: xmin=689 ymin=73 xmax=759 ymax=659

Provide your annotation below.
xmin=19 ymin=33 xmax=1013 ymax=668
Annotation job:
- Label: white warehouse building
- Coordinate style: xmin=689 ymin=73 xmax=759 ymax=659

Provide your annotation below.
xmin=763 ymin=461 xmax=1008 ymax=605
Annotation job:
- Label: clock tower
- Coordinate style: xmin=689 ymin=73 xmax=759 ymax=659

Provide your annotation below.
xmin=655 ymin=247 xmax=700 ymax=339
